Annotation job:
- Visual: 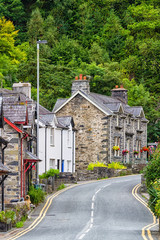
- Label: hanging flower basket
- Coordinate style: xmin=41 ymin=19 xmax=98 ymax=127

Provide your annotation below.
xmin=133 ymin=150 xmax=139 ymax=155
xmin=141 ymin=146 xmax=149 ymax=152
xmin=122 ymin=149 xmax=129 ymax=155
xmin=113 ymin=146 xmax=120 ymax=151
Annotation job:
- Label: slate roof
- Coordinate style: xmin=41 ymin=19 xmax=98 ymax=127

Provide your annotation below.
xmin=40 ymin=113 xmax=54 ymax=125
xmin=53 ymin=90 xmax=147 ymax=120
xmin=57 ymin=116 xmax=74 ymax=128
xmin=0 ymin=88 xmax=51 ymax=125
xmin=40 ymin=113 xmax=74 ymax=129
xmin=52 ymin=99 xmax=68 ymax=112
xmin=24 ymin=150 xmax=41 ymax=161
xmin=0 ymin=162 xmax=11 ymax=175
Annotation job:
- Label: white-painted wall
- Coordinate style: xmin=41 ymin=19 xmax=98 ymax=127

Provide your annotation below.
xmin=38 ymin=119 xmax=75 ymax=175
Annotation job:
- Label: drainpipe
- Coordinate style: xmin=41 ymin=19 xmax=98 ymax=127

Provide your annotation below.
xmin=2 ymin=143 xmax=8 ymax=211
xmin=21 ymin=134 xmax=28 ymax=197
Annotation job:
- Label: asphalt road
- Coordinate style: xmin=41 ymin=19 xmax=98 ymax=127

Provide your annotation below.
xmin=17 ymin=175 xmax=154 ymax=240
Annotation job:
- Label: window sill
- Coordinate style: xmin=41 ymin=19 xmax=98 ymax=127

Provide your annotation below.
xmin=113 ymin=156 xmax=121 ymax=159
xmin=115 ymin=126 xmax=122 ymax=130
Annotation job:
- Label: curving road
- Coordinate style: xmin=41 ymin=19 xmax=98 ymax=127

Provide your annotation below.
xmin=16 ymin=175 xmax=155 ymax=240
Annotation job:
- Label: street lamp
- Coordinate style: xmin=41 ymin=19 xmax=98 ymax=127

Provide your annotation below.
xmin=37 ymin=40 xmax=47 ymax=182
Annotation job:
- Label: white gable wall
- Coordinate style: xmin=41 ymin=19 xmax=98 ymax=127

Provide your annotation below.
xmin=38 ymin=121 xmax=75 ymax=175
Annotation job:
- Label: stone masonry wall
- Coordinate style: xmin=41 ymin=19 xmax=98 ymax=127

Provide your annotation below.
xmin=109 ymin=114 xmax=147 ymax=164
xmin=0 ymin=123 xmax=21 ymax=204
xmin=56 ymin=94 xmax=109 ymax=173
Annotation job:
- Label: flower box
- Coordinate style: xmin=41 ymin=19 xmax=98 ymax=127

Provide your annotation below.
xmin=133 ymin=150 xmax=139 ymax=155
xmin=0 ymin=222 xmax=12 ymax=232
xmin=141 ymin=146 xmax=149 ymax=152
xmin=122 ymin=149 xmax=129 ymax=155
xmin=113 ymin=146 xmax=120 ymax=151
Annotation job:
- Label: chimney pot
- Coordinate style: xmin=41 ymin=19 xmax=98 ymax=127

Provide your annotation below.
xmin=120 ymin=85 xmax=123 ymax=88
xmin=83 ymin=76 xmax=86 ymax=80
xmin=75 ymin=76 xmax=78 ymax=80
xmin=115 ymin=85 xmax=119 ymax=88
xmin=79 ymin=74 xmax=83 ymax=80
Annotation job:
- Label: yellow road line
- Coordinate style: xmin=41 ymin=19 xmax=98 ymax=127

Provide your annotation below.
xmin=132 ymin=183 xmax=158 ymax=240
xmin=7 ymin=175 xmax=140 ymax=240
xmin=7 ymin=185 xmax=75 ymax=240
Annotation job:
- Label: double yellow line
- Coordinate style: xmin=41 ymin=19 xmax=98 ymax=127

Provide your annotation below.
xmin=132 ymin=184 xmax=159 ymax=240
xmin=6 ymin=185 xmax=76 ymax=240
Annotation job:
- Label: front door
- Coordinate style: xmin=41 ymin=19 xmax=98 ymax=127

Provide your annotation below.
xmin=62 ymin=160 xmax=64 ymax=172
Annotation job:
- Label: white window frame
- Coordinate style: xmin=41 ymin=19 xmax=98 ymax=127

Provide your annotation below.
xmin=137 ymin=119 xmax=140 ymax=130
xmin=67 ymin=130 xmax=71 ymax=147
xmin=114 ymin=137 xmax=120 ymax=157
xmin=117 ymin=115 xmax=119 ymax=126
xmin=49 ymin=159 xmax=55 ymax=169
xmin=50 ymin=128 xmax=54 ymax=146
xmin=67 ymin=160 xmax=71 ymax=172
xmin=136 ymin=140 xmax=141 ymax=158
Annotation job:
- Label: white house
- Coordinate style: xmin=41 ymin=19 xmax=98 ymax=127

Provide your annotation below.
xmin=38 ymin=113 xmax=76 ymax=175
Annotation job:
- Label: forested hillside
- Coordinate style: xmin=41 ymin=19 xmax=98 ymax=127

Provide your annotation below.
xmin=0 ymin=0 xmax=159 ymax=142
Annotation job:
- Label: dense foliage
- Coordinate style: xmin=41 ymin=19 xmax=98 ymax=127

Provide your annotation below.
xmin=144 ymin=144 xmax=160 ymax=218
xmin=87 ymin=161 xmax=107 ymax=170
xmin=144 ymin=144 xmax=160 ymax=188
xmin=0 ymin=0 xmax=159 ymax=141
xmin=39 ymin=168 xmax=59 ymax=179
xmin=28 ymin=186 xmax=45 ymax=206
xmin=108 ymin=162 xmax=126 ymax=170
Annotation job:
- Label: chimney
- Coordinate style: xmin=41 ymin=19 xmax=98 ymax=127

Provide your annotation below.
xmin=71 ymin=75 xmax=90 ymax=95
xmin=12 ymin=82 xmax=31 ymax=98
xmin=111 ymin=85 xmax=128 ymax=104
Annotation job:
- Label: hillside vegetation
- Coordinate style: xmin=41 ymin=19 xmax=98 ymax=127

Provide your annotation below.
xmin=0 ymin=0 xmax=159 ymax=142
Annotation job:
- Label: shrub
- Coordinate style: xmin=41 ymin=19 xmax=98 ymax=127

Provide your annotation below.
xmin=108 ymin=162 xmax=126 ymax=170
xmin=144 ymin=144 xmax=160 ymax=188
xmin=148 ymin=180 xmax=160 ymax=216
xmin=119 ymin=171 xmax=126 ymax=176
xmin=0 ymin=210 xmax=16 ymax=224
xmin=16 ymin=221 xmax=24 ymax=228
xmin=57 ymin=184 xmax=65 ymax=191
xmin=28 ymin=186 xmax=46 ymax=206
xmin=39 ymin=169 xmax=59 ymax=179
xmin=87 ymin=161 xmax=107 ymax=170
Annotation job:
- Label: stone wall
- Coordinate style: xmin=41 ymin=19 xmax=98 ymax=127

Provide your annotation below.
xmin=77 ymin=167 xmax=132 ymax=181
xmin=0 ymin=123 xmax=21 ymax=204
xmin=109 ymin=114 xmax=147 ymax=164
xmin=56 ymin=94 xmax=109 ymax=173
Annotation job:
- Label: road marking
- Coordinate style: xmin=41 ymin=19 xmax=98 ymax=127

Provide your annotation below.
xmin=91 ymin=210 xmax=94 ymax=217
xmin=79 ymin=233 xmax=86 ymax=239
xmin=91 ymin=202 xmax=94 ymax=209
xmin=132 ymin=184 xmax=158 ymax=240
xmin=78 ymin=183 xmax=111 ymax=239
xmin=7 ymin=175 xmax=138 ymax=240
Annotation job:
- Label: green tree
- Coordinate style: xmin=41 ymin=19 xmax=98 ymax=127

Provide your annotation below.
xmin=0 ymin=17 xmax=26 ymax=86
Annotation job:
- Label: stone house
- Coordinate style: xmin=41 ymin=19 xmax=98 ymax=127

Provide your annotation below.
xmin=39 ymin=113 xmax=76 ymax=175
xmin=53 ymin=74 xmax=148 ymax=175
xmin=0 ymin=83 xmax=50 ymax=207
